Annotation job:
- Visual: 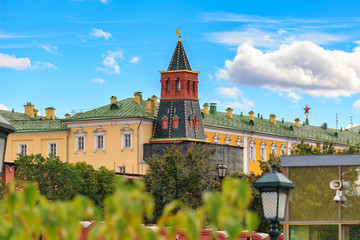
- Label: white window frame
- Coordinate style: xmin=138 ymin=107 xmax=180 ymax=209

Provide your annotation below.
xmin=18 ymin=143 xmax=28 ymax=155
xmin=271 ymin=142 xmax=278 ymax=155
xmin=224 ymin=135 xmax=232 ymax=145
xmin=121 ymin=124 xmax=133 ymax=151
xmin=213 ymin=133 xmax=220 ymax=144
xmin=260 ymin=140 xmax=267 ymax=161
xmin=249 ymin=139 xmax=256 ymax=161
xmin=75 ymin=128 xmax=87 ymax=153
xmin=280 ymin=143 xmax=287 ymax=155
xmin=236 ymin=136 xmax=243 ymax=147
xmin=47 ymin=142 xmax=57 ymax=156
xmin=93 ymin=126 xmax=106 ymax=152
xmin=117 ymin=166 xmax=126 ymax=173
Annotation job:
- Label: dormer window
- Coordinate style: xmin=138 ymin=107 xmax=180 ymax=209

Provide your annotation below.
xmin=162 ymin=116 xmax=169 ymax=129
xmin=195 ymin=116 xmax=200 ymax=129
xmin=189 ymin=115 xmax=194 ymax=129
xmin=173 ymin=115 xmax=179 ymax=129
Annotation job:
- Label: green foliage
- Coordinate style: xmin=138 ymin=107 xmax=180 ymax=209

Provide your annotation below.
xmin=15 ymin=154 xmax=115 ymax=207
xmin=144 ymin=143 xmax=216 ymax=222
xmin=0 ymin=178 xmax=257 ymax=240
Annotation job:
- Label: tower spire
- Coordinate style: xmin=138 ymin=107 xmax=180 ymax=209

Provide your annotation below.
xmin=167 ymin=29 xmax=191 ymax=71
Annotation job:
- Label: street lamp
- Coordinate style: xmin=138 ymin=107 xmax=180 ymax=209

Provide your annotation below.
xmin=0 ymin=115 xmax=14 ymax=178
xmin=253 ymin=163 xmax=295 ymax=240
xmin=217 ymin=163 xmax=227 ymax=182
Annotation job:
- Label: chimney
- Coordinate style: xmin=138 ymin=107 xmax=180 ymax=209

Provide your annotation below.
xmin=151 ymin=95 xmax=158 ymax=107
xmin=203 ymin=103 xmax=209 ymax=115
xmin=295 ymin=118 xmax=300 ymax=128
xmin=134 ymin=92 xmax=142 ymax=104
xmin=24 ymin=102 xmax=34 ymax=118
xmin=210 ymin=103 xmax=217 ymax=114
xmin=33 ymin=109 xmax=39 ymax=117
xmin=45 ymin=107 xmax=55 ymax=120
xmin=110 ymin=96 xmax=117 ymax=104
xmin=65 ymin=113 xmax=70 ymax=119
xmin=248 ymin=111 xmax=254 ymax=121
xmin=270 ymin=114 xmax=276 ymax=125
xmin=226 ymin=107 xmax=233 ymax=118
xmin=146 ymin=98 xmax=154 ymax=116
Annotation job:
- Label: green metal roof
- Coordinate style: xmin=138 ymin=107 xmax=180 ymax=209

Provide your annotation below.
xmin=0 ymin=110 xmax=66 ymax=132
xmin=63 ymin=98 xmax=158 ymax=122
xmin=202 ymin=112 xmax=360 ymax=145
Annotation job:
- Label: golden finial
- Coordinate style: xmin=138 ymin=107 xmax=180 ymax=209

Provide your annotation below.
xmin=176 ymin=27 xmax=181 ymax=42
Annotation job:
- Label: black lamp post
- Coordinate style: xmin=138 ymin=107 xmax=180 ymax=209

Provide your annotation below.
xmin=253 ymin=163 xmax=295 ymax=240
xmin=217 ymin=163 xmax=227 ymax=182
xmin=0 ymin=115 xmax=14 ymax=178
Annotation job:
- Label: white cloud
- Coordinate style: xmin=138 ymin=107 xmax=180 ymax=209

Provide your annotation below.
xmin=90 ymin=28 xmax=112 ymax=40
xmin=287 ymin=91 xmax=301 ymax=103
xmin=0 ymin=104 xmax=9 ymax=110
xmin=217 ymin=41 xmax=360 ymax=98
xmin=100 ymin=0 xmax=108 ymax=3
xmin=33 ymin=62 xmax=58 ymax=70
xmin=278 ymin=29 xmax=287 ymax=35
xmin=129 ymin=56 xmax=139 ymax=63
xmin=216 ymin=86 xmax=255 ymax=110
xmin=42 ymin=45 xmax=59 ymax=54
xmin=0 ymin=53 xmax=31 ymax=70
xmin=91 ymin=78 xmax=105 ymax=84
xmin=98 ymin=49 xmax=123 ymax=74
xmin=353 ymin=100 xmax=360 ymax=109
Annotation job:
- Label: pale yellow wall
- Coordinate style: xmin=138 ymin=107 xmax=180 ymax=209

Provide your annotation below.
xmin=68 ymin=122 xmax=153 ymax=175
xmin=205 ymin=131 xmax=286 ymax=175
xmin=4 ymin=132 xmax=67 ymax=162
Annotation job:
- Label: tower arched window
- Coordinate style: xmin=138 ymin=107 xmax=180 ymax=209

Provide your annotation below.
xmin=187 ymin=78 xmax=190 ymax=91
xmin=162 ymin=116 xmax=169 ymax=129
xmin=176 ymin=77 xmax=180 ymax=91
xmin=189 ymin=115 xmax=194 ymax=129
xmin=173 ymin=115 xmax=179 ymax=129
xmin=166 ymin=78 xmax=170 ymax=92
xmin=193 ymin=79 xmax=196 ymax=92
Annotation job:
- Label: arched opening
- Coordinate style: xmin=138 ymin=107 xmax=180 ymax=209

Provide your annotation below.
xmin=173 ymin=115 xmax=179 ymax=129
xmin=166 ymin=78 xmax=170 ymax=92
xmin=176 ymin=77 xmax=180 ymax=91
xmin=162 ymin=116 xmax=169 ymax=129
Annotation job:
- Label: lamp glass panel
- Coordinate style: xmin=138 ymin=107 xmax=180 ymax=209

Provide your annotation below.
xmin=342 ymin=166 xmax=360 ymax=221
xmin=277 ymin=191 xmax=288 ymax=220
xmin=289 ymin=167 xmax=338 ymax=221
xmin=219 ymin=167 xmax=226 ymax=177
xmin=261 ymin=191 xmax=278 ymax=219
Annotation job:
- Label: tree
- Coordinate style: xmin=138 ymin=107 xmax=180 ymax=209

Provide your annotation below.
xmin=144 ymin=142 xmax=216 ymax=222
xmin=15 ymin=154 xmax=116 ymax=206
xmin=15 ymin=154 xmax=81 ymax=201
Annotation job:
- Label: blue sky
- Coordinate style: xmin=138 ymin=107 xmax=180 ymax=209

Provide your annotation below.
xmin=2 ymin=0 xmax=360 ymax=129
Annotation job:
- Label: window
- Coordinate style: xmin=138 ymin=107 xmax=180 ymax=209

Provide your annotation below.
xmin=189 ymin=116 xmax=194 ymax=129
xmin=176 ymin=78 xmax=180 ymax=91
xmin=117 ymin=166 xmax=126 ymax=173
xmin=280 ymin=143 xmax=287 ymax=155
xmin=260 ymin=140 xmax=267 ymax=161
xmin=162 ymin=116 xmax=169 ymax=129
xmin=187 ymin=79 xmax=190 ymax=91
xmin=97 ymin=135 xmax=104 ymax=149
xmin=249 ymin=139 xmax=256 ymax=161
xmin=125 ymin=134 xmax=131 ymax=148
xmin=18 ymin=143 xmax=28 ymax=155
xmin=121 ymin=124 xmax=133 ymax=151
xmin=93 ymin=126 xmax=106 ymax=152
xmin=195 ymin=116 xmax=200 ymax=129
xmin=166 ymin=78 xmax=170 ymax=91
xmin=271 ymin=142 xmax=278 ymax=155
xmin=173 ymin=116 xmax=179 ymax=129
xmin=75 ymin=127 xmax=86 ymax=153
xmin=48 ymin=143 xmax=57 ymax=156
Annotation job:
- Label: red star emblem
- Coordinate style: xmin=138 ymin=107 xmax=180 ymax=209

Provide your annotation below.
xmin=303 ymin=105 xmax=310 ymax=114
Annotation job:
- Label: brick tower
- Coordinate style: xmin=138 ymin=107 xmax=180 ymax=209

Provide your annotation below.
xmin=150 ymin=31 xmax=206 ymax=142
